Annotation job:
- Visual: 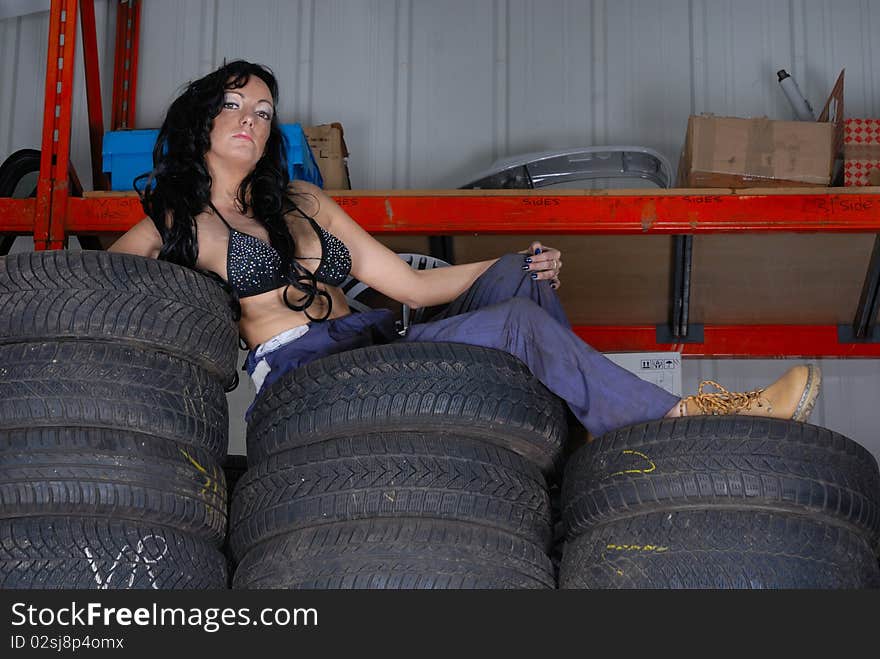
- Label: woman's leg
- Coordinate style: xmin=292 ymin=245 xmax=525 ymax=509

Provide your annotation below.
xmin=403 ymin=297 xmax=679 ymax=438
xmin=426 ymin=253 xmax=570 ymax=328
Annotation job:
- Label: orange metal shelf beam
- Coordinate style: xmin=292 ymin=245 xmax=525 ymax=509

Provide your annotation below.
xmin=3 ymin=188 xmax=878 ymax=235
xmin=573 ymin=325 xmax=880 ymax=358
xmin=321 ymin=189 xmax=880 ymax=235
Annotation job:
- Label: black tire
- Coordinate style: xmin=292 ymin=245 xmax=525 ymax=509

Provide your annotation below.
xmin=559 ymin=509 xmax=880 ymax=589
xmin=0 ymin=517 xmax=228 ymax=589
xmin=0 ymin=149 xmax=41 ymax=256
xmin=0 ymin=250 xmax=238 ymax=386
xmin=0 ymin=149 xmax=41 ymax=198
xmin=562 ymin=417 xmax=880 ymax=543
xmin=233 ymin=518 xmax=555 ymax=589
xmin=229 ymin=432 xmax=551 ymax=560
xmin=247 ymin=342 xmax=568 ymax=473
xmin=0 ymin=341 xmax=229 ymax=462
xmin=0 ymin=149 xmax=99 ymax=250
xmin=0 ymin=427 xmax=227 ymax=545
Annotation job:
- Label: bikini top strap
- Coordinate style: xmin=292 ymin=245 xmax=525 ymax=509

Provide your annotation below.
xmin=305 ymin=214 xmax=326 ymax=239
xmin=207 ymin=200 xmax=234 ymax=231
xmin=311 ymin=214 xmax=336 ymax=254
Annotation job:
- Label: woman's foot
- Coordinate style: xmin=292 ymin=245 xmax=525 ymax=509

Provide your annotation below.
xmin=667 ymin=364 xmax=822 ymax=422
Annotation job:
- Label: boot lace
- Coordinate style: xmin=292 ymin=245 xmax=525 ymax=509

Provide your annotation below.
xmin=682 ymin=380 xmax=768 ymax=416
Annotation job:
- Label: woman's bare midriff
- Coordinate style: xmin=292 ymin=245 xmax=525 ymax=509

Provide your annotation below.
xmin=238 ymin=283 xmax=351 ymax=349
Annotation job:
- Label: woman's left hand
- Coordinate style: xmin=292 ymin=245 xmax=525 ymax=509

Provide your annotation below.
xmin=519 ymin=241 xmax=563 ymax=290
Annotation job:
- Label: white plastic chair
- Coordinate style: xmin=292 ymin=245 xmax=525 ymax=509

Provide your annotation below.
xmin=340 ymin=253 xmax=451 ymax=336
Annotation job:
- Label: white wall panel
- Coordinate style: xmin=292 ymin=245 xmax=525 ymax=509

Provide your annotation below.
xmin=1 ymin=1 xmax=879 ymax=459
xmin=409 ymin=0 xmax=497 ymax=187
xmin=308 ymin=0 xmax=399 ymax=188
xmin=137 ymin=0 xmax=219 ymax=126
xmin=0 ymin=10 xmax=50 ymax=162
xmin=603 ymin=0 xmax=693 ymax=159
xmin=0 ymin=0 xmax=115 ymax=191
xmin=506 ymin=1 xmax=595 ymax=153
xmin=6 ymin=1 xmax=877 ymax=187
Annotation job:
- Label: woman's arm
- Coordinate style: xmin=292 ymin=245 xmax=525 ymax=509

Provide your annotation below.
xmin=290 ymin=181 xmax=497 ymax=308
xmin=403 ymin=258 xmax=498 ymax=307
xmin=413 ymin=243 xmax=564 ymax=303
xmin=106 ymin=217 xmax=163 ymax=258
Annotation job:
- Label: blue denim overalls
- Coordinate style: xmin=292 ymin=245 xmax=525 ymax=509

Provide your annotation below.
xmin=244 ymin=252 xmax=679 ymax=438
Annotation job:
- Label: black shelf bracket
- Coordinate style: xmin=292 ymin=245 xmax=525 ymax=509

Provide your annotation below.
xmin=838 ymin=324 xmax=880 ymax=343
xmin=428 ymin=236 xmax=455 ymax=264
xmin=846 ymin=234 xmax=880 ymax=343
xmin=660 ymin=234 xmax=702 ymax=342
xmin=656 ymin=322 xmax=704 ymax=344
xmin=0 ymin=235 xmax=15 ymax=257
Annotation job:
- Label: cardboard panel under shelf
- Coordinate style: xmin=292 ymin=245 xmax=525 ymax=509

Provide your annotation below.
xmin=453 ymin=234 xmax=672 ymax=325
xmin=375 ymin=234 xmax=431 ymax=255
xmin=690 ymin=234 xmax=873 ymax=324
xmin=453 ymin=233 xmax=872 ymax=327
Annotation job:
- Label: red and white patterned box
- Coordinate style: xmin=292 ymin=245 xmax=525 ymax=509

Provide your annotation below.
xmin=844 ymin=118 xmax=880 ymax=186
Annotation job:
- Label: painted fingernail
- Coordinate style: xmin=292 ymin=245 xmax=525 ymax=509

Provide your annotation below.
xmin=522 ymin=264 xmax=530 ymax=270
xmin=534 ymin=248 xmax=542 ymax=254
xmin=531 ymin=273 xmax=538 ymax=279
xmin=524 ymin=257 xmax=532 ymax=263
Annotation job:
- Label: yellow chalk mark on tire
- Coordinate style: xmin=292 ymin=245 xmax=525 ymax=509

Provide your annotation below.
xmin=609 ymin=449 xmax=656 ymax=477
xmin=605 ymin=543 xmax=668 ymax=553
xmin=180 ymin=449 xmax=216 ymax=498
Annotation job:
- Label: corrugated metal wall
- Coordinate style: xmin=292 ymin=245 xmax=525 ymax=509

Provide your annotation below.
xmin=1 ymin=0 xmax=879 ymax=459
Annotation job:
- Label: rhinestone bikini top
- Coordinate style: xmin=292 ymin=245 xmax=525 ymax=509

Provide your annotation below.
xmin=208 ymin=201 xmax=352 ymax=298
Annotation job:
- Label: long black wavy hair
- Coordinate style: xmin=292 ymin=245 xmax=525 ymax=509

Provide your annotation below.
xmin=135 ymin=59 xmax=330 ymax=321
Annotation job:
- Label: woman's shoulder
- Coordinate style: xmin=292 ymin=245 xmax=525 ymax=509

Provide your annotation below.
xmin=287 ymin=179 xmax=325 ymax=205
xmin=285 ymin=180 xmax=326 ymax=220
xmin=107 ymin=216 xmax=163 ymax=258
xmin=288 ymin=179 xmax=323 ymax=197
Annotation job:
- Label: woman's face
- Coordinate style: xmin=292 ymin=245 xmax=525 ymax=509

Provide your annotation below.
xmin=206 ymin=75 xmax=274 ymax=172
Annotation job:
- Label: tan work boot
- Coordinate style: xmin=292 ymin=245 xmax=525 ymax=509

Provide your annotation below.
xmin=678 ymin=364 xmax=822 ymax=422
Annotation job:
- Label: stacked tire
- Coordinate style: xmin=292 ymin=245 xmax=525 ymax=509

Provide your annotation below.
xmin=231 ymin=342 xmax=568 ymax=589
xmin=0 ymin=250 xmax=239 ymax=589
xmin=559 ymin=416 xmax=880 ymax=589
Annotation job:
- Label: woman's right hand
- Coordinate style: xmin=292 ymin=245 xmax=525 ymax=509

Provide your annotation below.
xmin=519 ymin=241 xmax=563 ymax=290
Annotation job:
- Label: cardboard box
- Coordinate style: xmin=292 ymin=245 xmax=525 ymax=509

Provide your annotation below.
xmin=678 ymin=116 xmax=834 ymax=187
xmin=302 ymin=122 xmax=351 ymax=190
xmin=678 ymin=70 xmax=844 ymax=188
xmin=844 ymin=118 xmax=880 ymax=186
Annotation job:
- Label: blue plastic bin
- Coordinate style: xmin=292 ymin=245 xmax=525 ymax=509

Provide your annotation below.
xmin=102 ymin=123 xmax=323 ymax=191
xmin=280 ymin=124 xmax=323 ymax=188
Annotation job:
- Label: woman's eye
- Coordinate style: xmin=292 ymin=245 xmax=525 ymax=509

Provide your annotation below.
xmin=257 ymin=110 xmax=272 ymax=120
xmin=222 ymin=101 xmax=238 ymax=109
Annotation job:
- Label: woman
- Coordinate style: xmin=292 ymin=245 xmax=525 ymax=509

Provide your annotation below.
xmin=109 ymin=60 xmax=821 ymax=437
